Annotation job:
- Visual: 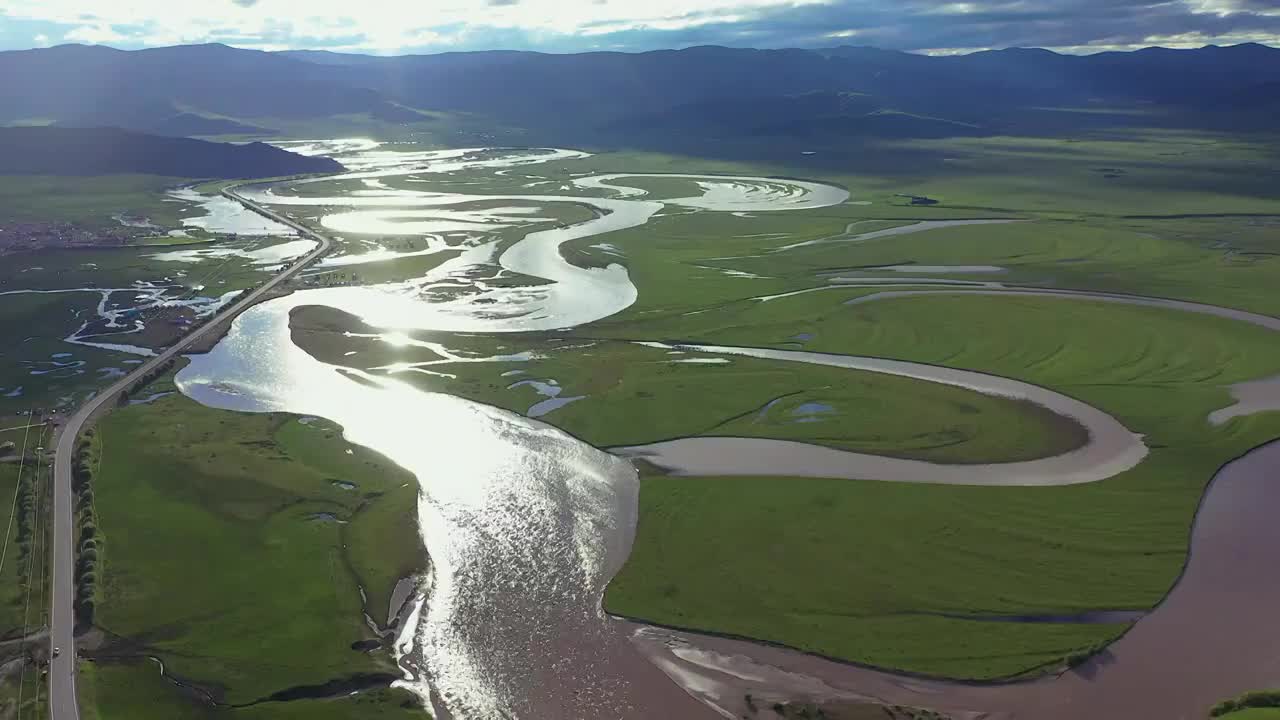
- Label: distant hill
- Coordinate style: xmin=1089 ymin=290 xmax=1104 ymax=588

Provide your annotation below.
xmin=0 ymin=43 xmax=399 ymax=130
xmin=0 ymin=126 xmax=343 ymax=177
xmin=611 ymin=91 xmax=988 ymax=140
xmin=146 ymin=113 xmax=274 ymax=138
xmin=1 ymin=42 xmax=1278 ymax=147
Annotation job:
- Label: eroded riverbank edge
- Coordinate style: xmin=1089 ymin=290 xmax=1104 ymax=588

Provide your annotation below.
xmin=612 ymin=437 xmax=1280 ymax=720
xmin=599 ymin=286 xmax=1280 ymax=720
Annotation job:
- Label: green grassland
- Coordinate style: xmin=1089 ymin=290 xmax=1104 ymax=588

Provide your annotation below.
xmin=561 ymin=214 xmax=1280 ymax=343
xmin=0 ymin=239 xmax=286 ymax=417
xmin=0 ymin=426 xmax=51 ymax=719
xmin=80 ymin=662 xmax=425 ymax=720
xmin=372 ymin=130 xmax=1280 ymax=219
xmin=0 ymin=670 xmax=46 ymax=720
xmin=0 ymin=421 xmax=51 ymax=635
xmin=304 ymin=251 xmax=460 ymax=287
xmin=0 ymin=462 xmax=29 ymax=638
xmin=289 ymin=307 xmax=1084 ymax=465
xmin=1211 ymin=692 xmax=1280 ymax=719
xmin=559 ymin=216 xmax=1280 ymax=340
xmin=88 ymin=379 xmax=424 ymax=709
xmin=604 ymin=294 xmax=1280 ymax=678
xmin=0 ymin=175 xmax=193 ymax=229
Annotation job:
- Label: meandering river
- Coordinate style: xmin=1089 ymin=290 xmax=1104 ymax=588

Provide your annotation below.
xmin=178 ymin=146 xmax=861 ymax=717
xmin=173 ymin=143 xmax=1280 ymax=719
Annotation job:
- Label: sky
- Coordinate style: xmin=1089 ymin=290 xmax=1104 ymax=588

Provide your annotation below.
xmin=0 ymin=0 xmax=1278 ymax=55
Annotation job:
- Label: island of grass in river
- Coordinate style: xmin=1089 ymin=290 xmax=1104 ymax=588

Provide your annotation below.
xmin=288 ymin=305 xmax=1089 ymax=466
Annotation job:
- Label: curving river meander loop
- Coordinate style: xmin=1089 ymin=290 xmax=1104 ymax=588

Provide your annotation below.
xmin=172 ymin=143 xmax=1169 ymax=719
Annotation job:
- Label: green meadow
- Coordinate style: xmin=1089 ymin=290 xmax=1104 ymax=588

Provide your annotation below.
xmin=604 ymin=293 xmax=1280 ymax=678
xmin=80 ymin=662 xmax=424 ymax=720
xmin=84 ymin=372 xmax=424 ymax=713
xmin=0 ymin=461 xmax=36 ymax=638
xmin=0 ymin=425 xmax=51 ymax=718
xmin=0 ymin=175 xmax=190 ymax=228
xmin=288 ymin=307 xmax=1084 ymax=466
xmin=0 ymin=237 xmax=287 ymax=417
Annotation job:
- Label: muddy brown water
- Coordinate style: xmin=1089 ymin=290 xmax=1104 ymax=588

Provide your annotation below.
xmin=612 ymin=289 xmax=1280 ymax=719
xmin=627 ymin=439 xmax=1280 ymax=720
xmin=617 ymin=343 xmax=1148 ymax=487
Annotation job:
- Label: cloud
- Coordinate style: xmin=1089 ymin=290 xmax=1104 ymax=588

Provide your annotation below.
xmin=62 ymin=22 xmax=127 ymax=44
xmin=0 ymin=0 xmax=1276 ymax=53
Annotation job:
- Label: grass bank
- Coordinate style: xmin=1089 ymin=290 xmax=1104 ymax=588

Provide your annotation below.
xmin=85 ymin=374 xmax=425 ymax=712
xmin=79 ymin=661 xmax=425 ymax=720
xmin=289 ymin=307 xmax=1086 ymax=466
xmin=605 ymin=293 xmax=1280 ymax=679
xmin=0 ymin=175 xmax=189 ymax=229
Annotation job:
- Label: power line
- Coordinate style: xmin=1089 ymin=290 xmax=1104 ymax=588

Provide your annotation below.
xmin=30 ymin=425 xmax=50 ymax=720
xmin=15 ymin=423 xmax=48 ymax=718
xmin=0 ymin=418 xmax=35 ymax=578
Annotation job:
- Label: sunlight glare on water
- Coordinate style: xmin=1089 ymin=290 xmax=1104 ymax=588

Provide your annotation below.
xmin=176 ymin=143 xmax=852 ymax=718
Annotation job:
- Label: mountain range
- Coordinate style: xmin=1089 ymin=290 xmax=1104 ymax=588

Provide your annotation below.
xmin=0 ymin=126 xmax=343 ymax=177
xmin=1 ymin=42 xmax=1277 ymax=148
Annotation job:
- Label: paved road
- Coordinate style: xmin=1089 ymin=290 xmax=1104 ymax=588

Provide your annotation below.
xmin=48 ymin=186 xmax=331 ymax=720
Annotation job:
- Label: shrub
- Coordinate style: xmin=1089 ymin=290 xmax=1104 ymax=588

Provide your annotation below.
xmin=1211 ymin=690 xmax=1280 ymax=717
xmin=76 ymin=598 xmax=96 ymax=625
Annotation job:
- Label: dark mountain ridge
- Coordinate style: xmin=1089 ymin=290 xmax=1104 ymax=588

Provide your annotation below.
xmin=1 ymin=42 xmax=1276 ymax=145
xmin=0 ymin=126 xmax=343 ymax=177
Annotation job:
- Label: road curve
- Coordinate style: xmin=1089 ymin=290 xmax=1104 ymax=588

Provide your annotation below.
xmin=48 ymin=186 xmax=331 ymax=720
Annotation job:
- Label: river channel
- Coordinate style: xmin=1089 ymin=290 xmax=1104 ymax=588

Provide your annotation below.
xmin=177 ymin=145 xmax=857 ymax=718
xmin=172 ymin=143 xmax=1277 ymax=719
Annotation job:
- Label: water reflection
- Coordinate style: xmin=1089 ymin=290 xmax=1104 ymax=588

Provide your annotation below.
xmin=178 ymin=144 xmax=853 ymax=718
xmin=168 ymin=187 xmax=297 ymax=236
xmin=177 ymin=294 xmax=639 ymax=718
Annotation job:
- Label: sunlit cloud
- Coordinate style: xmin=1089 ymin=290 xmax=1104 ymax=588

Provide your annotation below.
xmin=0 ymin=0 xmax=1276 ymax=53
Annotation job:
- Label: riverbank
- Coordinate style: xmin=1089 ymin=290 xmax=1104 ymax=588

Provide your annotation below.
xmin=81 ymin=388 xmax=427 ymax=711
xmin=620 ymin=437 xmax=1280 ymax=719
